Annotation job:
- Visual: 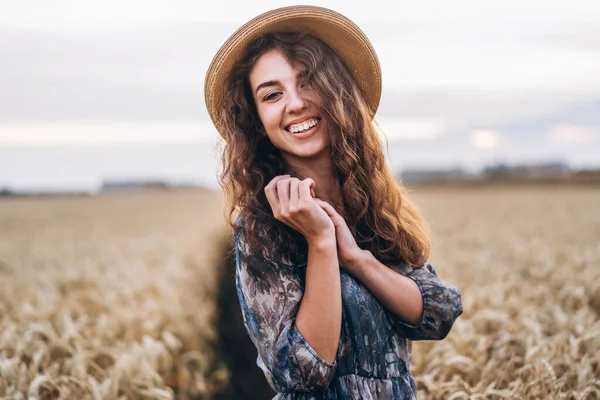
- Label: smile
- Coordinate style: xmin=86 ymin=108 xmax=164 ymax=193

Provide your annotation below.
xmin=285 ymin=118 xmax=320 ymax=133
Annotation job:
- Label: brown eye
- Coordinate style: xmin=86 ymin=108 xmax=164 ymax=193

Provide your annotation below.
xmin=264 ymin=92 xmax=281 ymax=101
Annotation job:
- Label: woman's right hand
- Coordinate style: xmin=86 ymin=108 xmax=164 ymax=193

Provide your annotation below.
xmin=264 ymin=175 xmax=335 ymax=244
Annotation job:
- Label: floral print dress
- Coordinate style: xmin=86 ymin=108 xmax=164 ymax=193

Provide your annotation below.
xmin=233 ymin=216 xmax=463 ymax=399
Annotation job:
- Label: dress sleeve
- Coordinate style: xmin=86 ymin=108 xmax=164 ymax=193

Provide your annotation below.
xmin=233 ymin=222 xmax=337 ymax=393
xmin=386 ymin=261 xmax=463 ymax=341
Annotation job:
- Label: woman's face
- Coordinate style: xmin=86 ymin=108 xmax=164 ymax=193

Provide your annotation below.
xmin=249 ymin=49 xmax=329 ymax=164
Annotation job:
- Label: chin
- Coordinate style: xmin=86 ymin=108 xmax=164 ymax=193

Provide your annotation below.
xmin=291 ymin=143 xmax=330 ymax=159
xmin=274 ymin=132 xmax=331 ymax=161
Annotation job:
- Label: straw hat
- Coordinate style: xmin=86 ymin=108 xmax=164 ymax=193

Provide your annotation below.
xmin=204 ymin=5 xmax=382 ymax=137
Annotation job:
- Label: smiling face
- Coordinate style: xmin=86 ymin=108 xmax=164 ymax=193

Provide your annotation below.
xmin=249 ymin=49 xmax=330 ymax=165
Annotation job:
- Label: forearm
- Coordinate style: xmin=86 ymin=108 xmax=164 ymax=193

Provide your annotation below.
xmin=295 ymin=235 xmax=342 ymax=364
xmin=347 ymin=250 xmax=424 ymax=326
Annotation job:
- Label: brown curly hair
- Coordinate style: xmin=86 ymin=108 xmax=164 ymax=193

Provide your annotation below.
xmin=217 ymin=32 xmax=431 ymax=268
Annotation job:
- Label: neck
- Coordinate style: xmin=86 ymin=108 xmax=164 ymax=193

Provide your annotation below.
xmin=284 ymin=154 xmax=343 ymax=213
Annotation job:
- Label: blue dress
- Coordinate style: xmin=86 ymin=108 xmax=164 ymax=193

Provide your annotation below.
xmin=233 ymin=215 xmax=463 ymax=399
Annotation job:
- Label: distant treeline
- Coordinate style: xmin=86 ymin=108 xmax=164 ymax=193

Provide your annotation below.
xmin=399 ymin=162 xmax=600 ymax=187
xmin=0 ymin=180 xmax=209 ymax=197
xmin=2 ymin=163 xmax=600 ymax=197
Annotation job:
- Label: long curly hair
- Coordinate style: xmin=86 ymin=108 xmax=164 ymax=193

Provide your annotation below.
xmin=217 ymin=32 xmax=431 ymax=268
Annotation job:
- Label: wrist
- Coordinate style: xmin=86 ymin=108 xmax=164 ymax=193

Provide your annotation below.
xmin=306 ymin=231 xmax=336 ymax=249
xmin=346 ymin=249 xmax=372 ymax=272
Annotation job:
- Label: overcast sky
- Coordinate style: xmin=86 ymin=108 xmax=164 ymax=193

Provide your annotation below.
xmin=1 ymin=0 xmax=599 ymax=191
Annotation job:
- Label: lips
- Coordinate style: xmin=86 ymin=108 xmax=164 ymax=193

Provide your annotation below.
xmin=284 ymin=117 xmax=321 ymax=132
xmin=286 ymin=119 xmax=321 ymax=140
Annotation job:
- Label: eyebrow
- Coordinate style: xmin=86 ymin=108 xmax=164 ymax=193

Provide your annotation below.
xmin=255 ymin=70 xmax=309 ymax=94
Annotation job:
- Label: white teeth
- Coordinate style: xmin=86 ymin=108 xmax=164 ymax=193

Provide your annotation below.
xmin=288 ymin=118 xmax=319 ymax=133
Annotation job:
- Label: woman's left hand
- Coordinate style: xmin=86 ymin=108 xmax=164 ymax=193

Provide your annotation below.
xmin=314 ymin=199 xmax=365 ymax=270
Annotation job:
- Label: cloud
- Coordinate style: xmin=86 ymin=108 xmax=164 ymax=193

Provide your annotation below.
xmin=470 ymin=130 xmax=501 ymax=149
xmin=0 ymin=121 xmax=220 ymax=145
xmin=378 ymin=37 xmax=600 ymax=91
xmin=2 ymin=1 xmax=600 ymax=28
xmin=1 ymin=4 xmax=599 ymax=153
xmin=374 ymin=18 xmax=600 ymax=135
xmin=0 ymin=141 xmax=221 ymax=191
xmin=375 ymin=118 xmax=444 ymax=141
xmin=0 ymin=24 xmax=225 ymax=123
xmin=549 ymin=124 xmax=598 ymax=143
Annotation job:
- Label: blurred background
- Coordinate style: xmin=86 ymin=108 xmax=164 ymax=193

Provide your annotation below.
xmin=0 ymin=1 xmax=599 ymax=399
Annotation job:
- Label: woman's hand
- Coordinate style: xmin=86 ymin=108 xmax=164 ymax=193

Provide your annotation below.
xmin=314 ymin=199 xmax=365 ymax=269
xmin=264 ymin=175 xmax=335 ymax=244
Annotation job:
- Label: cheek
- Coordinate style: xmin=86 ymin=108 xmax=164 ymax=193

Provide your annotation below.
xmin=259 ymin=107 xmax=282 ymax=131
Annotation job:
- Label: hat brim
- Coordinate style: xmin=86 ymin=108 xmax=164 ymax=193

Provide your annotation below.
xmin=204 ymin=5 xmax=382 ymax=138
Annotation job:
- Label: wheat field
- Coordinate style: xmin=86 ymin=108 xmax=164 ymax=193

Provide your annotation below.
xmin=0 ymin=185 xmax=599 ymax=399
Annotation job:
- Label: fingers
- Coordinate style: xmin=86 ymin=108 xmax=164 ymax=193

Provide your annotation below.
xmin=289 ymin=178 xmax=300 ymax=212
xmin=299 ymin=178 xmax=315 ymax=203
xmin=266 ymin=175 xmax=318 ymax=222
xmin=314 ymin=198 xmax=336 ymax=216
xmin=314 ymin=198 xmax=344 ymax=226
xmin=264 ymin=174 xmax=290 ymax=219
xmin=277 ymin=178 xmax=291 ymax=216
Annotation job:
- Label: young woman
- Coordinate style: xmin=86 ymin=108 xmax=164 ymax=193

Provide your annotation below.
xmin=204 ymin=6 xmax=463 ymax=399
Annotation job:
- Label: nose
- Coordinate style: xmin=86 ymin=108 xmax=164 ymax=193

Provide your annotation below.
xmin=285 ymin=88 xmax=308 ymax=114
